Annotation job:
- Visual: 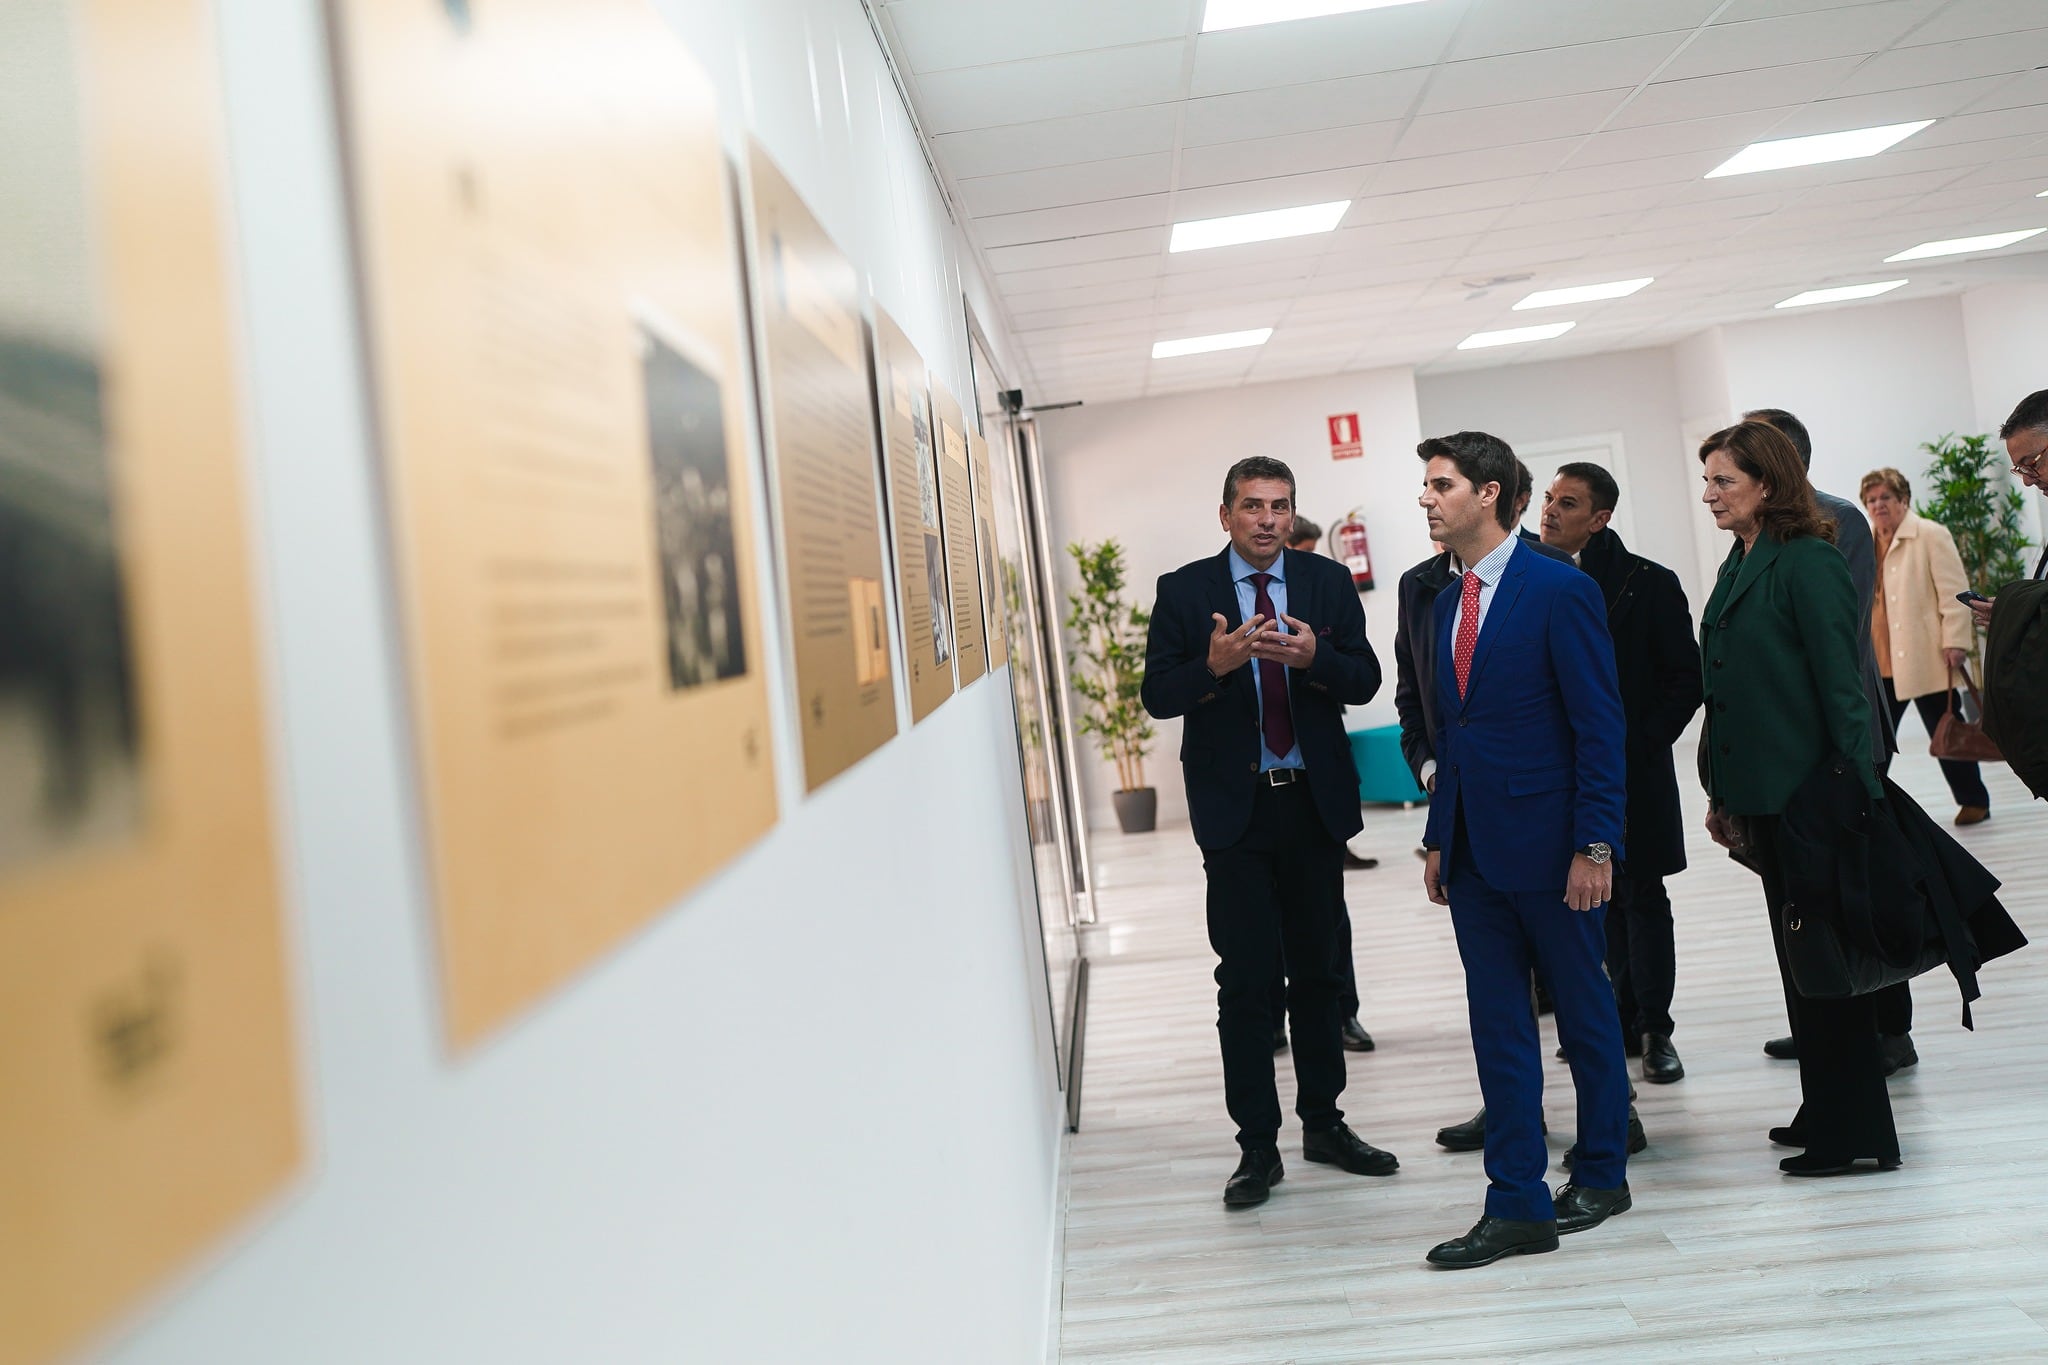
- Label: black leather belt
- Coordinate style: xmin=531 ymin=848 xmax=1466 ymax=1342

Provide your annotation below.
xmin=1261 ymin=767 xmax=1304 ymax=786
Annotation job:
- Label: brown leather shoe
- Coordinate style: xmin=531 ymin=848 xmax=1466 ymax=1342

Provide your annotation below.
xmin=1956 ymin=805 xmax=1990 ymax=826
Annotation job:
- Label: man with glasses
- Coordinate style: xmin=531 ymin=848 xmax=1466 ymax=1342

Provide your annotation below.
xmin=1967 ymin=389 xmax=2048 ymax=637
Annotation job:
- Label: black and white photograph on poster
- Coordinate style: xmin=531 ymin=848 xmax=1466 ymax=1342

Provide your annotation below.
xmin=0 ymin=0 xmax=144 ymax=878
xmin=638 ymin=310 xmax=747 ymax=691
xmin=912 ymin=402 xmax=952 ymax=667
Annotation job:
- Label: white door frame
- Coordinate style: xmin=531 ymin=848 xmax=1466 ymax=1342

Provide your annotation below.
xmin=1515 ymin=432 xmax=1637 ymax=546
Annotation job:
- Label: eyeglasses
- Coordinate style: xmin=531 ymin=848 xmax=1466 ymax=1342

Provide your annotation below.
xmin=2012 ymin=441 xmax=2047 ymax=477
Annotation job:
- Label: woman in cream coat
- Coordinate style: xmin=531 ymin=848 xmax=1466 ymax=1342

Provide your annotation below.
xmin=1860 ymin=467 xmax=1990 ymax=824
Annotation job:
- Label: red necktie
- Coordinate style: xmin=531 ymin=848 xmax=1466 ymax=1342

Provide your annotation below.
xmin=1454 ymin=570 xmax=1481 ymax=698
xmin=1249 ymin=573 xmax=1294 ymax=757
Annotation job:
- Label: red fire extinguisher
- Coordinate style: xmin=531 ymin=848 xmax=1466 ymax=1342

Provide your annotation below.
xmin=1331 ymin=510 xmax=1374 ymax=591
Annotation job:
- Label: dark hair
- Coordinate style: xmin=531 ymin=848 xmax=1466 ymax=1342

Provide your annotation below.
xmin=1999 ymin=389 xmax=2048 ymax=440
xmin=1554 ymin=461 xmax=1619 ymax=514
xmin=1698 ymin=420 xmax=1835 ymax=545
xmin=1222 ymin=456 xmax=1296 ymax=508
xmin=1417 ymin=431 xmax=1518 ymax=530
xmin=1512 ymin=459 xmax=1536 ymax=510
xmin=1742 ymin=407 xmax=1812 ymax=469
xmin=1287 ymin=516 xmax=1323 ymax=547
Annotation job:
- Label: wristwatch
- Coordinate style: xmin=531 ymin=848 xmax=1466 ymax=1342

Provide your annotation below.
xmin=1577 ymin=842 xmax=1613 ymax=865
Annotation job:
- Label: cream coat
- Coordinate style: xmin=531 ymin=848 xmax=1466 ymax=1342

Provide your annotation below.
xmin=1874 ymin=509 xmax=1974 ymax=700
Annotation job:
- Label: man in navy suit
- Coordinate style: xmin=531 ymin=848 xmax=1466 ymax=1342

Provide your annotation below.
xmin=1141 ymin=456 xmax=1399 ymax=1209
xmin=1413 ymin=432 xmax=1633 ymax=1267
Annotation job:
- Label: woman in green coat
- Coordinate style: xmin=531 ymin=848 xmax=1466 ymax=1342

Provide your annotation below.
xmin=1697 ymin=419 xmax=1898 ymax=1177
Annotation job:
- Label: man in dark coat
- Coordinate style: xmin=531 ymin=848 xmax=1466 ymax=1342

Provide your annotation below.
xmin=1745 ymin=409 xmax=1913 ymax=1073
xmin=1540 ymin=464 xmax=1703 ymax=1083
xmin=1141 ymin=455 xmax=1399 ymax=1208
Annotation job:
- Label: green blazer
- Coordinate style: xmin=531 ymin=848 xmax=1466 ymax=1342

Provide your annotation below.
xmin=1699 ymin=531 xmax=1880 ymax=816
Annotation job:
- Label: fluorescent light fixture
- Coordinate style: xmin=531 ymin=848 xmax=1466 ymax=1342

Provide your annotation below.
xmin=1152 ymin=328 xmax=1273 ymax=359
xmin=1512 ymin=278 xmax=1654 ymax=310
xmin=1456 ymin=321 xmax=1576 ymax=351
xmin=1705 ymin=120 xmax=1932 ymax=178
xmin=1202 ymin=0 xmax=1432 ymax=33
xmin=1776 ymin=280 xmax=1908 ymax=309
xmin=1169 ymin=200 xmax=1351 ymax=253
xmin=1884 ymin=228 xmax=2046 ymax=262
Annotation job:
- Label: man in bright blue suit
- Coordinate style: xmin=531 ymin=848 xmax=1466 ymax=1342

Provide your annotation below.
xmin=1413 ymin=431 xmax=1633 ymax=1269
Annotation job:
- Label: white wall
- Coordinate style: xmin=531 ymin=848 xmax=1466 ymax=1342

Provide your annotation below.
xmin=1961 ymin=283 xmax=2048 ymax=550
xmin=1716 ymin=294 xmax=1981 ymax=506
xmin=1038 ymin=366 xmax=1423 ymax=831
xmin=94 ymin=3 xmax=1063 ymax=1363
xmin=1416 ymin=347 xmax=1703 ymax=605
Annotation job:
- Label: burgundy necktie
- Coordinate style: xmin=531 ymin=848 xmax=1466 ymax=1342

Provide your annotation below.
xmin=1454 ymin=570 xmax=1482 ymax=698
xmin=1249 ymin=572 xmax=1294 ymax=758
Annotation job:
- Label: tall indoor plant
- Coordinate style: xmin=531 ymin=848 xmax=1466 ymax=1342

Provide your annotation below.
xmin=1065 ymin=540 xmax=1157 ymax=833
xmin=1917 ymin=432 xmax=2033 ymax=671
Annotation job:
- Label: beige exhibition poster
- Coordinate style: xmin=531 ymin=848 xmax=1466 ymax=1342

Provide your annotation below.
xmin=871 ymin=309 xmax=956 ymax=724
xmin=0 ymin=3 xmax=300 ymax=1362
xmin=330 ymin=0 xmax=778 ymax=1046
xmin=967 ymin=426 xmax=1009 ymax=669
xmin=931 ymin=381 xmax=989 ymax=687
xmin=743 ymin=143 xmax=899 ymax=789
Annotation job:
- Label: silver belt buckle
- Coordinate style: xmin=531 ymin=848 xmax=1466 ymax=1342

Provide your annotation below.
xmin=1264 ymin=767 xmax=1300 ymax=787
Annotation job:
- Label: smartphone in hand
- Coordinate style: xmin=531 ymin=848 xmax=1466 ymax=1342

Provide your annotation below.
xmin=1957 ymin=590 xmax=1989 ymax=606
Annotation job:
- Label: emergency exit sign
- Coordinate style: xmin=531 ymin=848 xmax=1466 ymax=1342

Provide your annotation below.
xmin=1328 ymin=412 xmax=1362 ymax=460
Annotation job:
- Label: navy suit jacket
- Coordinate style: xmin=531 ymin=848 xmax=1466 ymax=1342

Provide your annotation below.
xmin=1421 ymin=539 xmax=1628 ymax=892
xmin=1141 ymin=547 xmax=1381 ymax=850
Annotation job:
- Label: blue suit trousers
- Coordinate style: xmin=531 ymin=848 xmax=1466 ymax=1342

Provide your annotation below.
xmin=1447 ymin=834 xmax=1631 ymax=1221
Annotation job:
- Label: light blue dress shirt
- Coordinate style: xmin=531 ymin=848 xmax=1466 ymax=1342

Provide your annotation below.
xmin=1227 ymin=547 xmax=1305 ymax=772
xmin=1449 ymin=534 xmax=1521 ymax=646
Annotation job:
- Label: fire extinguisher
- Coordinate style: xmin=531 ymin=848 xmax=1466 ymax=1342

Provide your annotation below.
xmin=1331 ymin=510 xmax=1374 ymax=591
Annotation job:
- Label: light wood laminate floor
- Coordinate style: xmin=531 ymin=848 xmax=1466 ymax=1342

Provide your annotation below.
xmin=1059 ymin=744 xmax=2048 ymax=1363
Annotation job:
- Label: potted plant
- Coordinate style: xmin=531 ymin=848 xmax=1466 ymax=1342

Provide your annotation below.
xmin=1917 ymin=432 xmax=2033 ymax=672
xmin=1065 ymin=540 xmax=1157 ymax=833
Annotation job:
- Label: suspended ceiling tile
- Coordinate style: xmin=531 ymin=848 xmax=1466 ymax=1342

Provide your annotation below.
xmin=983 ymin=227 xmax=1168 ymax=275
xmin=1881 ymin=0 xmax=2044 ymax=45
xmin=1608 ymin=58 xmax=1864 ymax=130
xmin=1372 ymin=138 xmax=1579 ymax=196
xmin=931 ymin=105 xmax=1182 ymax=179
xmin=1393 ymin=89 xmax=1634 ymax=161
xmin=1182 ymin=68 xmax=1432 ymax=147
xmin=1178 ymin=122 xmax=1402 ymax=190
xmin=1169 ymin=168 xmax=1372 ymax=221
xmin=914 ymin=41 xmax=1186 ymax=134
xmin=955 ymin=153 xmax=1174 ymax=218
xmin=975 ymin=194 xmax=1175 ymax=249
xmin=1448 ymin=0 xmax=1720 ymax=61
xmin=1418 ymin=32 xmax=1690 ymax=115
xmin=885 ymin=0 xmax=1191 ymax=75
xmin=1655 ymin=0 xmax=1944 ymax=83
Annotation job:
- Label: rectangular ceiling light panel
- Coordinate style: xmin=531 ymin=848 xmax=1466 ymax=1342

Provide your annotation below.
xmin=1884 ymin=229 xmax=2044 ymax=262
xmin=1169 ymin=200 xmax=1351 ymax=253
xmin=1152 ymin=328 xmax=1273 ymax=359
xmin=1705 ymin=121 xmax=1933 ymax=179
xmin=1512 ymin=278 xmax=1653 ymax=310
xmin=1456 ymin=321 xmax=1575 ymax=350
xmin=1776 ymin=280 xmax=1908 ymax=309
xmin=1201 ymin=0 xmax=1432 ymax=33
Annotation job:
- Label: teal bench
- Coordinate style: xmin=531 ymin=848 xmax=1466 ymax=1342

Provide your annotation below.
xmin=1349 ymin=724 xmax=1426 ymax=806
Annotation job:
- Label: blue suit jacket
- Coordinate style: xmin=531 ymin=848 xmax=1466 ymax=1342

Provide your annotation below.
xmin=1421 ymin=539 xmax=1628 ymax=892
xmin=1141 ymin=547 xmax=1381 ymax=850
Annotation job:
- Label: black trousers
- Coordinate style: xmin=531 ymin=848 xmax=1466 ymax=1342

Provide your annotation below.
xmin=1606 ymin=865 xmax=1676 ymax=1039
xmin=1753 ymin=817 xmax=1899 ymax=1161
xmin=1268 ymin=903 xmax=1360 ymax=1032
xmin=1884 ymin=675 xmax=1991 ymax=809
xmin=1204 ymin=779 xmax=1347 ymax=1149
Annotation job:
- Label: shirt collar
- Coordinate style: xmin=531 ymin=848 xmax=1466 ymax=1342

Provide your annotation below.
xmin=1469 ymin=534 xmax=1518 ymax=587
xmin=1228 ymin=546 xmax=1285 ymax=584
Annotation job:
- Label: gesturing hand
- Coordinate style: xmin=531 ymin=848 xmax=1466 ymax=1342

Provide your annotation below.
xmin=1565 ymin=854 xmax=1611 ymax=913
xmin=1207 ymin=612 xmax=1267 ymax=675
xmin=1249 ymin=613 xmax=1318 ymax=669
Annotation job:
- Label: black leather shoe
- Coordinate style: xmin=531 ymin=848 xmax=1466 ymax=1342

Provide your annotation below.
xmin=1273 ymin=1028 xmax=1289 ymax=1054
xmin=1763 ymin=1035 xmax=1798 ymax=1060
xmin=1343 ymin=849 xmax=1380 ymax=869
xmin=1224 ymin=1148 xmax=1283 ymax=1207
xmin=1769 ymin=1124 xmax=1808 ymax=1148
xmin=1780 ymin=1151 xmax=1900 ymax=1177
xmin=1340 ymin=1017 xmax=1376 ymax=1052
xmin=1436 ymin=1108 xmax=1486 ymax=1152
xmin=1554 ymin=1182 xmax=1632 ymax=1234
xmin=1879 ymin=1033 xmax=1918 ymax=1076
xmin=1303 ymin=1124 xmax=1399 ymax=1176
xmin=1426 ymin=1216 xmax=1559 ymax=1268
xmin=1641 ymin=1034 xmax=1683 ymax=1084
xmin=1562 ymin=1107 xmax=1647 ymax=1171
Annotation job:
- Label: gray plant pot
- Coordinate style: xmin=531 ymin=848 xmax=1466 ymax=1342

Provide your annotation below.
xmin=1112 ymin=787 xmax=1157 ymax=834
